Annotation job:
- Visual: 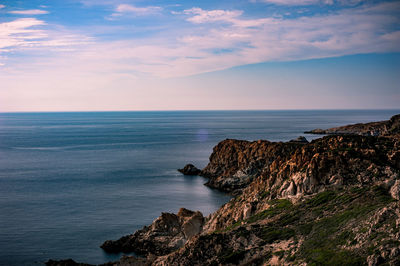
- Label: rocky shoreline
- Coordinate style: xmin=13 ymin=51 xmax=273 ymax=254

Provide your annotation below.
xmin=48 ymin=115 xmax=400 ymax=266
xmin=304 ymin=114 xmax=400 ymax=137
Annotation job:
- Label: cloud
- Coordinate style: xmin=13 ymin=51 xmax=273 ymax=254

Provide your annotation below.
xmin=254 ymin=0 xmax=322 ymax=5
xmin=9 ymin=9 xmax=49 ymax=15
xmin=111 ymin=4 xmax=162 ymax=17
xmin=104 ymin=2 xmax=399 ymax=77
xmin=1 ymin=1 xmax=399 ymax=79
xmin=253 ymin=0 xmax=363 ymax=5
xmin=0 ymin=18 xmax=47 ymax=52
xmin=183 ymin=8 xmax=243 ymax=23
xmin=0 ymin=18 xmax=92 ymax=60
xmin=0 ymin=4 xmax=5 ymax=9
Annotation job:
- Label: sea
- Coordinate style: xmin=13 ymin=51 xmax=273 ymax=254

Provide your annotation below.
xmin=0 ymin=110 xmax=399 ymax=265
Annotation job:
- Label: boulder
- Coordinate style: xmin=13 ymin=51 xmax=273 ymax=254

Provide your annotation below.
xmin=289 ymin=136 xmax=309 ymax=144
xmin=390 ymin=180 xmax=400 ymax=200
xmin=178 ymin=164 xmax=201 ymax=175
xmin=101 ymin=208 xmax=204 ymax=256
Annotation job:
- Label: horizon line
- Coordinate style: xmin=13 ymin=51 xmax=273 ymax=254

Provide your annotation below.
xmin=1 ymin=108 xmax=400 ymax=114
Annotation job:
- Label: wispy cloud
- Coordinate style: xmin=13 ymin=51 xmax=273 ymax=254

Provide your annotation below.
xmin=253 ymin=0 xmax=364 ymax=5
xmin=0 ymin=4 xmax=5 ymax=9
xmin=1 ymin=1 xmax=399 ymax=79
xmin=0 ymin=18 xmax=92 ymax=62
xmin=0 ymin=18 xmax=47 ymax=52
xmin=253 ymin=0 xmax=324 ymax=5
xmin=9 ymin=9 xmax=49 ymax=15
xmin=97 ymin=1 xmax=399 ymax=77
xmin=110 ymin=4 xmax=162 ymax=18
xmin=183 ymin=8 xmax=243 ymax=24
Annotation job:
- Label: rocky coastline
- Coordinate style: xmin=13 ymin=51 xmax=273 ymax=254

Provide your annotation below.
xmin=305 ymin=114 xmax=400 ymax=136
xmin=48 ymin=114 xmax=400 ymax=266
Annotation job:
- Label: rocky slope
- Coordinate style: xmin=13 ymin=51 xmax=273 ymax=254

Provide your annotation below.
xmin=305 ymin=114 xmax=400 ymax=136
xmin=49 ymin=115 xmax=400 ymax=266
xmin=199 ymin=139 xmax=303 ymax=194
xmin=101 ymin=208 xmax=204 ymax=256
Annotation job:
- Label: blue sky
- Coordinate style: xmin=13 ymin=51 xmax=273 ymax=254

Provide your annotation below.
xmin=0 ymin=0 xmax=399 ymax=111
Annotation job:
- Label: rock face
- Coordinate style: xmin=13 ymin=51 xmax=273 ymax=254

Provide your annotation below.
xmin=177 ymin=164 xmax=201 ymax=175
xmin=305 ymin=114 xmax=400 ymax=136
xmin=199 ymin=139 xmax=301 ymax=194
xmin=100 ymin=208 xmax=204 ymax=256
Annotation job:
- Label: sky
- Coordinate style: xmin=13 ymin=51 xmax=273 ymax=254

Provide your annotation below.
xmin=0 ymin=0 xmax=399 ymax=111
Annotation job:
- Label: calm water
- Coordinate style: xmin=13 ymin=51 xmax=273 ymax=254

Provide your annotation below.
xmin=0 ymin=110 xmax=398 ymax=265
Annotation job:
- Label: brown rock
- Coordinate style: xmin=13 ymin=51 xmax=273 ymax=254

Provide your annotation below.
xmin=178 ymin=164 xmax=201 ymax=175
xmin=305 ymin=114 xmax=400 ymax=137
xmin=101 ymin=208 xmax=204 ymax=256
xmin=390 ymin=179 xmax=400 ymax=200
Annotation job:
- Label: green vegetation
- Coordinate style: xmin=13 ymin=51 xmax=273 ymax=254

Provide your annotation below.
xmin=219 ymin=185 xmax=395 ymax=265
xmin=259 ymin=190 xmax=270 ymax=199
xmin=258 ymin=226 xmax=296 ymax=243
xmin=246 ymin=199 xmax=292 ymax=223
xmin=295 ymin=186 xmax=393 ymax=265
xmin=220 ymin=249 xmax=246 ymax=264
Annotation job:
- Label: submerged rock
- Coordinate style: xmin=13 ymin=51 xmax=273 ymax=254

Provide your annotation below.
xmin=46 ymin=259 xmax=93 ymax=266
xmin=289 ymin=136 xmax=309 ymax=144
xmin=177 ymin=164 xmax=201 ymax=175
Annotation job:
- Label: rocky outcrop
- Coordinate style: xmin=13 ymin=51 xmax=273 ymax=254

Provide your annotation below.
xmin=203 ymin=134 xmax=400 ymax=233
xmin=199 ymin=139 xmax=301 ymax=194
xmin=177 ymin=164 xmax=201 ymax=175
xmin=305 ymin=114 xmax=400 ymax=136
xmin=156 ymin=187 xmax=400 ymax=266
xmin=100 ymin=208 xmax=204 ymax=256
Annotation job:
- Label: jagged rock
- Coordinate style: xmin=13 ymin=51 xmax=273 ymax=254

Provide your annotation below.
xmin=101 ymin=208 xmax=204 ymax=256
xmin=177 ymin=164 xmax=201 ymax=175
xmin=200 ymin=139 xmax=301 ymax=193
xmin=289 ymin=136 xmax=309 ymax=144
xmin=390 ymin=179 xmax=400 ymax=200
xmin=101 ymin=255 xmax=152 ymax=266
xmin=305 ymin=114 xmax=400 ymax=136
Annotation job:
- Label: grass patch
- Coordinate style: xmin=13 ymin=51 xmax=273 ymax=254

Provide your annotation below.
xmin=305 ymin=190 xmax=336 ymax=207
xmin=259 ymin=190 xmax=270 ymax=199
xmin=216 ymin=186 xmax=394 ymax=265
xmin=220 ymin=249 xmax=246 ymax=264
xmin=247 ymin=199 xmax=292 ymax=223
xmin=295 ymin=186 xmax=393 ymax=265
xmin=257 ymin=226 xmax=296 ymax=243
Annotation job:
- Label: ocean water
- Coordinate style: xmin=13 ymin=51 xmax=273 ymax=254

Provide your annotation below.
xmin=0 ymin=110 xmax=399 ymax=265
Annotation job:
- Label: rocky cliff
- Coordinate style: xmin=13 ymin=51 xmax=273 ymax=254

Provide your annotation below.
xmin=305 ymin=114 xmax=400 ymax=137
xmin=49 ymin=115 xmax=400 ymax=266
xmin=199 ymin=139 xmax=302 ymax=194
xmin=101 ymin=208 xmax=204 ymax=256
